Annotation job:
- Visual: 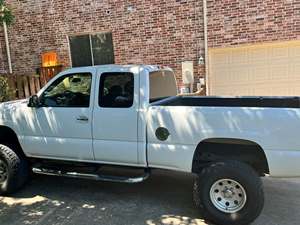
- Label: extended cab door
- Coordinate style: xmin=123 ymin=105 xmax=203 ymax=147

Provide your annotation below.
xmin=22 ymin=68 xmax=96 ymax=160
xmin=92 ymin=69 xmax=139 ymax=166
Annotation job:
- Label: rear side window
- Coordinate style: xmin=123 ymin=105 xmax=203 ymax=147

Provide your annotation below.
xmin=99 ymin=73 xmax=134 ymax=108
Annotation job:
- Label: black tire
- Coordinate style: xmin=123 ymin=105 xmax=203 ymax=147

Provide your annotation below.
xmin=0 ymin=144 xmax=29 ymax=195
xmin=193 ymin=160 xmax=264 ymax=225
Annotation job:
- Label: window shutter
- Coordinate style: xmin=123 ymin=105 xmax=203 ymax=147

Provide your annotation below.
xmin=69 ymin=35 xmax=93 ymax=67
xmin=91 ymin=33 xmax=115 ymax=65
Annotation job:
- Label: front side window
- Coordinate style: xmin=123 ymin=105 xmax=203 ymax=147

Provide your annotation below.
xmin=41 ymin=73 xmax=92 ymax=107
xmin=99 ymin=73 xmax=134 ymax=108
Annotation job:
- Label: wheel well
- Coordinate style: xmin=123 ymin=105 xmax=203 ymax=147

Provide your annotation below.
xmin=192 ymin=138 xmax=269 ymax=176
xmin=0 ymin=126 xmax=26 ymax=157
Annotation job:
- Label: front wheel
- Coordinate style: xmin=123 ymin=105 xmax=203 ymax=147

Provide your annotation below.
xmin=0 ymin=144 xmax=29 ymax=195
xmin=193 ymin=161 xmax=264 ymax=225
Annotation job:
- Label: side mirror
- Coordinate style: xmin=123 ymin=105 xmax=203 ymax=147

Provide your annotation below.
xmin=28 ymin=95 xmax=40 ymax=108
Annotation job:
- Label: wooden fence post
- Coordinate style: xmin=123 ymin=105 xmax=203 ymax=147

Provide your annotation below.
xmin=1 ymin=65 xmax=63 ymax=100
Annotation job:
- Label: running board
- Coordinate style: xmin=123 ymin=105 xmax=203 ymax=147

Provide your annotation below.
xmin=32 ymin=168 xmax=151 ymax=184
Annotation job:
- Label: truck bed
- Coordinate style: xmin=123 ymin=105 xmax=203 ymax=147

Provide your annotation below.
xmin=152 ymin=96 xmax=300 ymax=108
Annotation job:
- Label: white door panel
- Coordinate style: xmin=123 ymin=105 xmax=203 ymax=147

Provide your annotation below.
xmin=93 ymin=140 xmax=138 ymax=164
xmin=92 ymin=69 xmax=139 ymax=165
xmin=23 ymin=136 xmax=93 ymax=160
xmin=93 ymin=108 xmax=138 ymax=164
xmin=35 ymin=108 xmax=91 ymax=139
xmin=93 ymin=108 xmax=138 ymax=141
xmin=24 ymin=107 xmax=93 ymax=159
xmin=22 ymin=69 xmax=96 ymax=160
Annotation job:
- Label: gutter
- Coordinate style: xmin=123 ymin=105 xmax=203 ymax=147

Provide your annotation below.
xmin=3 ymin=21 xmax=12 ymax=74
xmin=202 ymin=0 xmax=209 ymax=95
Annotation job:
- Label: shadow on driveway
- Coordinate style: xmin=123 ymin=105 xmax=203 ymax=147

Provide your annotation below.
xmin=0 ymin=170 xmax=299 ymax=225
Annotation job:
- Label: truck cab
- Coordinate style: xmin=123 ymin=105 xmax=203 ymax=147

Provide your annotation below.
xmin=16 ymin=65 xmax=177 ymax=167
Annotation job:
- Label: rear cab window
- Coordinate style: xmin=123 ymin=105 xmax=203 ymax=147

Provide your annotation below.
xmin=99 ymin=72 xmax=134 ymax=108
xmin=149 ymin=70 xmax=177 ymax=103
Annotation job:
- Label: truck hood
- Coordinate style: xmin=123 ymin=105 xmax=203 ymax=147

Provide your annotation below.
xmin=0 ymin=99 xmax=28 ymax=110
xmin=0 ymin=99 xmax=29 ymax=124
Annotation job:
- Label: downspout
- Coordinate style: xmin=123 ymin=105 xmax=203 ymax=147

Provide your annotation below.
xmin=202 ymin=0 xmax=209 ymax=95
xmin=3 ymin=21 xmax=12 ymax=74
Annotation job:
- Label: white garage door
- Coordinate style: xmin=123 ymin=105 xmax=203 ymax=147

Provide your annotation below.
xmin=209 ymin=41 xmax=300 ymax=96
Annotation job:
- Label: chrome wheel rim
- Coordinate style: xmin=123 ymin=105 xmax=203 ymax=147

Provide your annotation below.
xmin=0 ymin=159 xmax=8 ymax=184
xmin=209 ymin=179 xmax=247 ymax=213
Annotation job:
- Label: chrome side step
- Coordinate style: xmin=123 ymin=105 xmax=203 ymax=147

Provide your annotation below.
xmin=32 ymin=168 xmax=151 ymax=184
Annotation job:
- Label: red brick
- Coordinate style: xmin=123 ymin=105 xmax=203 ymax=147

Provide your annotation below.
xmin=0 ymin=0 xmax=205 ymax=85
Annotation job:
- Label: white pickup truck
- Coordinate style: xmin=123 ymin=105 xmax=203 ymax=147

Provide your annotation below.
xmin=0 ymin=65 xmax=300 ymax=225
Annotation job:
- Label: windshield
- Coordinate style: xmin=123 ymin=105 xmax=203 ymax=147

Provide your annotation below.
xmin=149 ymin=70 xmax=177 ymax=103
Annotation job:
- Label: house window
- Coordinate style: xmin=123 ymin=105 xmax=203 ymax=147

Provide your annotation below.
xmin=69 ymin=32 xmax=115 ymax=67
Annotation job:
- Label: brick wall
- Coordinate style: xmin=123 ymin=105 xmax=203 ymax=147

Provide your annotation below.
xmin=1 ymin=0 xmax=299 ymax=89
xmin=1 ymin=0 xmax=205 ymax=86
xmin=207 ymin=0 xmax=300 ymax=48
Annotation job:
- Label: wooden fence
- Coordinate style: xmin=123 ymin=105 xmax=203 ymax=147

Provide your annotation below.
xmin=2 ymin=65 xmax=63 ymax=100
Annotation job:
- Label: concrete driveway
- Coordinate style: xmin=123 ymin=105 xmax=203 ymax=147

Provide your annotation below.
xmin=0 ymin=170 xmax=299 ymax=225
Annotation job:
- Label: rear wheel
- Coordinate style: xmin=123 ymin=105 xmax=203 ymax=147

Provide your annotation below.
xmin=0 ymin=144 xmax=29 ymax=195
xmin=193 ymin=160 xmax=264 ymax=225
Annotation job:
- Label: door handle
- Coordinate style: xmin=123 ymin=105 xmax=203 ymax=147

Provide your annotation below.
xmin=76 ymin=115 xmax=89 ymax=122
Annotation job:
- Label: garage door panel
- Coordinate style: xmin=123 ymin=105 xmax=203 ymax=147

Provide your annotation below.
xmin=290 ymin=63 xmax=300 ymax=78
xmin=248 ymin=48 xmax=269 ymax=62
xmin=218 ymin=81 xmax=300 ymax=96
xmin=291 ymin=45 xmax=300 ymax=57
xmin=210 ymin=68 xmax=230 ymax=85
xmin=271 ymin=46 xmax=290 ymax=58
xmin=230 ymin=67 xmax=250 ymax=83
xmin=231 ymin=50 xmax=249 ymax=63
xmin=212 ymin=51 xmax=230 ymax=65
xmin=250 ymin=66 xmax=269 ymax=82
xmin=270 ymin=65 xmax=289 ymax=80
xmin=209 ymin=41 xmax=300 ymax=96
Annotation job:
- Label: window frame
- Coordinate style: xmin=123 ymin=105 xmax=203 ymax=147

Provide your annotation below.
xmin=68 ymin=32 xmax=115 ymax=68
xmin=39 ymin=72 xmax=93 ymax=108
xmin=98 ymin=72 xmax=135 ymax=108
